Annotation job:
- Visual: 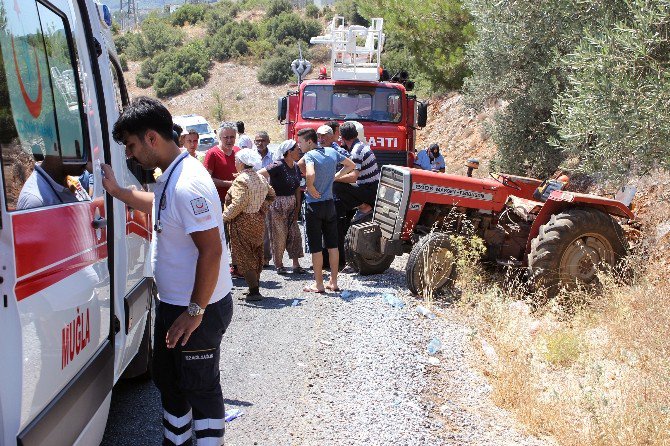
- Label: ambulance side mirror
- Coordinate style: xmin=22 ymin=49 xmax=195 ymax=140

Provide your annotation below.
xmin=278 ymin=97 xmax=288 ymax=122
xmin=417 ymin=102 xmax=428 ymax=128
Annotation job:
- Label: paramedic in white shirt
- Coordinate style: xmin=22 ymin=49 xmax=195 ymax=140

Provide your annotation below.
xmin=101 ymin=96 xmax=232 ymax=446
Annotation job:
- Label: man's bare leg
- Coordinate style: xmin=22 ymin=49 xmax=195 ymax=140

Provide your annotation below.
xmin=326 ymin=247 xmax=340 ymax=291
xmin=304 ymin=251 xmax=325 ymax=292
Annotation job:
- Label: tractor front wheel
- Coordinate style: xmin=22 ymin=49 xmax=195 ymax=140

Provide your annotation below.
xmin=528 ymin=208 xmax=628 ymax=297
xmin=405 ymin=232 xmax=458 ymax=296
xmin=344 ymin=218 xmax=395 ymax=275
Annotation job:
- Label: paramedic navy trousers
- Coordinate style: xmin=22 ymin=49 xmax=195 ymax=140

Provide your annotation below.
xmin=153 ymin=294 xmax=233 ymax=446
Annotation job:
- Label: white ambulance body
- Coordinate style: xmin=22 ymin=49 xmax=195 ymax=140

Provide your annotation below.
xmin=0 ymin=1 xmax=154 ymax=445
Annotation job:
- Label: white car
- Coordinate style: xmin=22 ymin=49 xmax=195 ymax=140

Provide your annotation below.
xmin=173 ymin=114 xmax=218 ymax=151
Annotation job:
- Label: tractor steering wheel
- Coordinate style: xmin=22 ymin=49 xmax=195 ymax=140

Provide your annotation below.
xmin=489 ymin=172 xmax=523 ymax=191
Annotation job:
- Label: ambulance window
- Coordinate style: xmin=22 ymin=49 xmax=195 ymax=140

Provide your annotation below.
xmin=0 ymin=1 xmax=91 ymax=211
xmin=36 ymin=2 xmax=88 ymax=161
xmin=109 ymin=56 xmax=128 ymax=113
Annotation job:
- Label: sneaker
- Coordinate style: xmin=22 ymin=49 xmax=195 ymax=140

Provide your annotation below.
xmin=230 ymin=266 xmax=244 ymax=279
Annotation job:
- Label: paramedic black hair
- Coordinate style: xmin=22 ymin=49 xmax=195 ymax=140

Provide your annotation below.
xmin=112 ymin=96 xmax=174 ymax=144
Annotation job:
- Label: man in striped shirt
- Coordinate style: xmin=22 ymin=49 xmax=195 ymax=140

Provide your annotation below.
xmin=334 ymin=121 xmax=380 ymax=223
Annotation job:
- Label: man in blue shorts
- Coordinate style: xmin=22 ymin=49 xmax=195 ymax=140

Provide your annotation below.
xmin=297 ymin=128 xmax=355 ymax=293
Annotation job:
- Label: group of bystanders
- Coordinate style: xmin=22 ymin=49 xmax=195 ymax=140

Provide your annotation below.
xmin=98 ymin=94 xmax=414 ymax=445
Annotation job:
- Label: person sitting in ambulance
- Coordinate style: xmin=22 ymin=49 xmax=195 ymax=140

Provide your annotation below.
xmin=414 ymin=143 xmax=446 ymax=173
xmin=17 ymin=148 xmax=90 ymax=210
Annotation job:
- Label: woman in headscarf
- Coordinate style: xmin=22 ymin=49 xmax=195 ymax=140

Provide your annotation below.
xmin=258 ymin=139 xmax=305 ymax=275
xmin=223 ymin=149 xmax=275 ymax=300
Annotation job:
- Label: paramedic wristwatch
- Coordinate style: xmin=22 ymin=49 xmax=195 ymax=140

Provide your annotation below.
xmin=187 ymin=302 xmax=205 ymax=317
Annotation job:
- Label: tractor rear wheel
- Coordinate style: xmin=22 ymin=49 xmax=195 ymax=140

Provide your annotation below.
xmin=405 ymin=232 xmax=457 ymax=296
xmin=528 ymin=208 xmax=628 ymax=297
xmin=344 ymin=216 xmax=395 ymax=275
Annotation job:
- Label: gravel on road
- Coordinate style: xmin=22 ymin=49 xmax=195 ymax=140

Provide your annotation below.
xmin=102 ymin=252 xmax=552 ymax=446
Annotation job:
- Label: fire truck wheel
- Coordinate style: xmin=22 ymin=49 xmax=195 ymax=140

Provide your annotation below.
xmin=528 ymin=208 xmax=628 ymax=298
xmin=405 ymin=232 xmax=457 ymax=296
xmin=344 ymin=220 xmax=395 ymax=275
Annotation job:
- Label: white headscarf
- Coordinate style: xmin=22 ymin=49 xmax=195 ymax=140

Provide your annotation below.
xmin=277 ymin=139 xmax=297 ymax=157
xmin=236 ymin=148 xmax=262 ymax=170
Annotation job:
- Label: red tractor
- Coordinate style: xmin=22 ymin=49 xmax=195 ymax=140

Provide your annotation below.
xmin=346 ymin=162 xmax=635 ymax=296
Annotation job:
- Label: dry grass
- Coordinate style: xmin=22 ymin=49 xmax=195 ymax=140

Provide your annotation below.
xmin=454 ymin=229 xmax=670 ymax=445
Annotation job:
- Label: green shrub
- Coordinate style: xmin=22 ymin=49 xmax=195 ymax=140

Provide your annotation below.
xmin=187 ymin=72 xmax=205 ymax=88
xmin=136 ymin=40 xmax=211 ymax=97
xmin=113 ymin=33 xmax=131 ymax=54
xmin=305 ymin=3 xmax=320 ymax=19
xmin=321 ymin=5 xmax=332 ymax=18
xmin=207 ymin=20 xmax=257 ymax=61
xmin=266 ymin=0 xmax=293 ymax=18
xmin=257 ymin=45 xmax=306 ymax=85
xmin=258 ymin=56 xmax=291 ymax=85
xmin=126 ymin=15 xmax=184 ymax=60
xmin=333 ymin=0 xmax=368 ymax=26
xmin=262 ymin=12 xmax=321 ymax=46
xmin=136 ymin=75 xmax=152 ymax=89
xmin=172 ymin=3 xmax=209 ymax=26
xmin=204 ymin=1 xmax=240 ymax=34
xmin=231 ymin=37 xmax=249 ymax=57
xmin=119 ymin=53 xmax=129 ymax=72
xmin=248 ymin=38 xmax=275 ymax=59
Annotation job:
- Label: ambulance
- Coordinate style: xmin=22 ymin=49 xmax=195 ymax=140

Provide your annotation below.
xmin=0 ymin=1 xmax=154 ymax=445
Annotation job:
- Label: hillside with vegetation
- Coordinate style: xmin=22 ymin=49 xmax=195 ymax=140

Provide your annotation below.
xmin=116 ymin=1 xmax=670 ymax=444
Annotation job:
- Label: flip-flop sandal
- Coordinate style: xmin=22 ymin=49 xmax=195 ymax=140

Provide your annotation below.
xmin=276 ymin=267 xmax=290 ymax=275
xmin=292 ymin=266 xmax=308 ymax=274
xmin=325 ymin=285 xmax=342 ymax=292
xmin=303 ymin=286 xmax=325 ymax=294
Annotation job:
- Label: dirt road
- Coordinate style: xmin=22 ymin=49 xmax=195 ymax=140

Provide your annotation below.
xmin=102 ymin=254 xmax=551 ymax=445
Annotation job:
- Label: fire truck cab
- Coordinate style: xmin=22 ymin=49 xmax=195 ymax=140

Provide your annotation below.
xmin=278 ymin=16 xmax=428 ymax=167
xmin=0 ymin=1 xmax=154 ymax=445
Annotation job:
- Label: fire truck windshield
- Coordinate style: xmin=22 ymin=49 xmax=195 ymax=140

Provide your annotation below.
xmin=301 ymin=85 xmax=402 ymax=123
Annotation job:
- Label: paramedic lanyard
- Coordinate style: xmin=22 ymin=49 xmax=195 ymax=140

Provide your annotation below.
xmin=154 ymin=152 xmax=188 ymax=233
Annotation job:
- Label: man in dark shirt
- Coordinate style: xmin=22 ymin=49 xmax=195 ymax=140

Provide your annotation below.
xmin=334 ymin=121 xmax=380 ymax=223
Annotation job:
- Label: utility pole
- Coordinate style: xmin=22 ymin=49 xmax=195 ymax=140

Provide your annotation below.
xmin=118 ymin=0 xmax=139 ymax=31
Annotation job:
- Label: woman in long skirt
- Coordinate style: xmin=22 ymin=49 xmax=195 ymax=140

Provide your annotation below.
xmin=258 ymin=139 xmax=305 ymax=274
xmin=223 ymin=149 xmax=275 ymax=300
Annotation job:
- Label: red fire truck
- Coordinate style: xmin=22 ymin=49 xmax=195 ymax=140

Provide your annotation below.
xmin=277 ymin=17 xmax=428 ymax=166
